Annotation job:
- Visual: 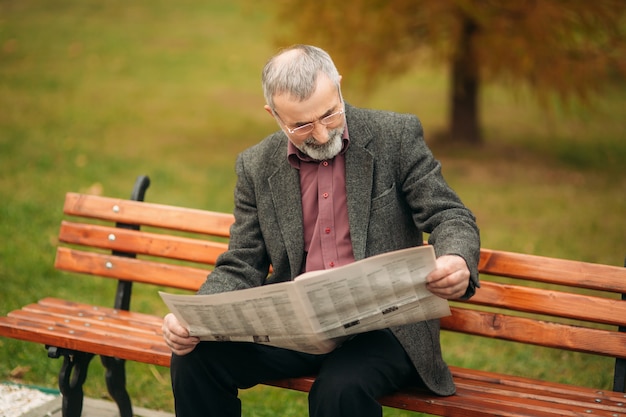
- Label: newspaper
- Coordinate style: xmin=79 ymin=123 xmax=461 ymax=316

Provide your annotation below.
xmin=159 ymin=245 xmax=450 ymax=354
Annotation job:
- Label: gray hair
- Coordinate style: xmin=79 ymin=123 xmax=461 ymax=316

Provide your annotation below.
xmin=262 ymin=45 xmax=341 ymax=110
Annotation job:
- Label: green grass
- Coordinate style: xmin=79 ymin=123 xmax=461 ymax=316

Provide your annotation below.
xmin=1 ymin=1 xmax=625 ymax=416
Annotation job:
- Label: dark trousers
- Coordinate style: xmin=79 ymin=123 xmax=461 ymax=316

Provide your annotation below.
xmin=170 ymin=329 xmax=420 ymax=417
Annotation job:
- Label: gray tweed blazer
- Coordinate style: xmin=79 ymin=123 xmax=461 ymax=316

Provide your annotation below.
xmin=199 ymin=103 xmax=480 ymax=396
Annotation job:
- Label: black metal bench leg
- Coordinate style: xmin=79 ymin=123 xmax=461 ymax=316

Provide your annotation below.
xmin=101 ymin=355 xmax=133 ymax=417
xmin=49 ymin=347 xmax=94 ymax=417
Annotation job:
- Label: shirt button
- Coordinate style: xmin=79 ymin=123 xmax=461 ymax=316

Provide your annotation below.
xmin=329 ymin=261 xmax=335 ymax=267
xmin=322 ymin=161 xmax=329 ymax=167
xmin=322 ymin=192 xmax=329 ymax=199
xmin=325 ymin=227 xmax=331 ymax=234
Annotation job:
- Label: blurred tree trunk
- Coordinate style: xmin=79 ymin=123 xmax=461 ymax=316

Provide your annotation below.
xmin=450 ymin=14 xmax=481 ymax=144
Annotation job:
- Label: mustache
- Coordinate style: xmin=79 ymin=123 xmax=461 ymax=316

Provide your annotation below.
xmin=303 ymin=138 xmax=326 ymax=148
xmin=303 ymin=127 xmax=343 ymax=147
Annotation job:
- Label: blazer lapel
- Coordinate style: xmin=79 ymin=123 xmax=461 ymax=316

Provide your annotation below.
xmin=268 ymin=158 xmax=305 ymax=278
xmin=344 ymin=110 xmax=375 ymax=261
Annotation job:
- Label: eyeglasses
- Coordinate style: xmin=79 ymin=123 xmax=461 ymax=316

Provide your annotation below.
xmin=277 ymin=107 xmax=345 ymax=137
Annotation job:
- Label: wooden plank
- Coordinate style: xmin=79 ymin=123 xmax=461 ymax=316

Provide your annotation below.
xmin=479 ymin=248 xmax=626 ymax=293
xmin=7 ymin=310 xmax=165 ymax=346
xmin=54 ymin=247 xmax=207 ymax=291
xmin=465 ymin=280 xmax=626 ymax=327
xmin=441 ymin=307 xmax=626 ymax=359
xmin=37 ymin=297 xmax=165 ymax=326
xmin=0 ymin=315 xmax=172 ymax=366
xmin=448 ymin=369 xmax=626 ymax=415
xmin=451 ymin=379 xmax=626 ymax=415
xmin=63 ymin=193 xmax=234 ymax=237
xmin=4 ymin=299 xmax=165 ymax=348
xmin=59 ymin=221 xmax=228 ymax=265
xmin=450 ymin=366 xmax=626 ymax=402
xmin=267 ymin=370 xmax=626 ymax=417
xmin=14 ymin=300 xmax=164 ymax=337
xmin=379 ymin=386 xmax=584 ymax=417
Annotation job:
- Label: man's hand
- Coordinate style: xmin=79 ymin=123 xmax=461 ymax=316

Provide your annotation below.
xmin=426 ymin=255 xmax=470 ymax=300
xmin=162 ymin=313 xmax=200 ymax=356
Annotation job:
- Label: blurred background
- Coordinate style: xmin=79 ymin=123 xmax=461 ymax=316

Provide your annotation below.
xmin=1 ymin=1 xmax=625 ymax=416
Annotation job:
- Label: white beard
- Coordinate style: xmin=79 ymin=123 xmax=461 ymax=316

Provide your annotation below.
xmin=296 ymin=127 xmax=343 ymax=161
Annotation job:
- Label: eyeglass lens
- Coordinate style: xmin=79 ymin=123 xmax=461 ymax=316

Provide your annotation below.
xmin=291 ymin=110 xmax=343 ymax=136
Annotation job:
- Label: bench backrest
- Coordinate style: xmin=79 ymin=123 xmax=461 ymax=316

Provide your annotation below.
xmin=56 ymin=191 xmax=626 ymax=390
xmin=57 ymin=192 xmax=231 ymax=292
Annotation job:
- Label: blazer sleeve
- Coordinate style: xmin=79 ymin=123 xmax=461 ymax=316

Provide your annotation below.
xmin=398 ymin=115 xmax=481 ymax=298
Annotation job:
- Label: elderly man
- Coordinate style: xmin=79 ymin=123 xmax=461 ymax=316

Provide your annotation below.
xmin=162 ymin=44 xmax=480 ymax=417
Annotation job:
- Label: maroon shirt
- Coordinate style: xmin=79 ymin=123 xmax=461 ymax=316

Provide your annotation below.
xmin=287 ymin=130 xmax=355 ymax=273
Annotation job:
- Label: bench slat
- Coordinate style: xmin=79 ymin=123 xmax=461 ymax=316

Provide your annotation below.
xmin=55 ymin=247 xmax=207 ymax=291
xmin=267 ymin=372 xmax=624 ymax=417
xmin=431 ymin=382 xmax=621 ymax=417
xmin=451 ymin=366 xmax=626 ymax=401
xmin=63 ymin=193 xmax=233 ymax=237
xmin=442 ymin=307 xmax=626 ymax=359
xmin=8 ymin=310 xmax=165 ymax=346
xmin=0 ymin=315 xmax=172 ymax=366
xmin=452 ymin=378 xmax=625 ymax=414
xmin=467 ymin=280 xmax=626 ymax=327
xmin=17 ymin=299 xmax=164 ymax=336
xmin=59 ymin=221 xmax=228 ymax=265
xmin=479 ymin=248 xmax=626 ymax=293
xmin=36 ymin=297 xmax=164 ymax=326
xmin=382 ymin=386 xmax=608 ymax=417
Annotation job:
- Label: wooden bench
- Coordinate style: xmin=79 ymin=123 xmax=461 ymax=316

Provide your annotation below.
xmin=1 ymin=175 xmax=626 ymax=417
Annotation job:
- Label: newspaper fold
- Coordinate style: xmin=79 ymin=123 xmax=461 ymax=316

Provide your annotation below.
xmin=160 ymin=245 xmax=450 ymax=354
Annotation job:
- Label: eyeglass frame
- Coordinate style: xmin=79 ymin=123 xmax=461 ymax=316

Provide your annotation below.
xmin=271 ymin=93 xmax=345 ymax=137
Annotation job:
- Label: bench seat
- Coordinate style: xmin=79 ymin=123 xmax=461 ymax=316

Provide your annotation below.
xmin=3 ymin=297 xmax=625 ymax=417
